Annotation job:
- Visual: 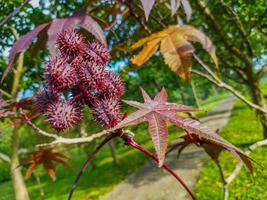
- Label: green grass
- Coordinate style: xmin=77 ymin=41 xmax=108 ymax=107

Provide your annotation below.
xmin=0 ymin=93 xmax=228 ymax=200
xmin=195 ymin=99 xmax=267 ymax=200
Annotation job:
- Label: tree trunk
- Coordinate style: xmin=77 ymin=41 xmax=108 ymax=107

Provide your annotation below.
xmin=248 ymin=81 xmax=267 ymax=138
xmin=10 ymin=124 xmax=30 ymax=200
xmin=7 ymin=28 xmax=29 ymax=200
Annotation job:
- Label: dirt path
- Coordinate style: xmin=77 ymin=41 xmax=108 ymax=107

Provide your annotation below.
xmin=101 ymin=96 xmax=236 ymax=200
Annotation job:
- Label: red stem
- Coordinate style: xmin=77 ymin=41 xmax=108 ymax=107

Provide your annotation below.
xmin=68 ymin=133 xmax=117 ymax=200
xmin=67 ymin=131 xmax=196 ymax=200
xmin=124 ymin=135 xmax=196 ymax=200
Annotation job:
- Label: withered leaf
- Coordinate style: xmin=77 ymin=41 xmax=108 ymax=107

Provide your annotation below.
xmin=21 ymin=148 xmax=71 ymax=180
xmin=131 ymin=25 xmax=218 ymax=82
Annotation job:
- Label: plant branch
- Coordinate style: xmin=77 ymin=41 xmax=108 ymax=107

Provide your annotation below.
xmin=193 ymin=54 xmax=221 ymax=82
xmin=123 ymin=132 xmax=196 ymax=200
xmin=166 ymin=140 xmax=186 ymax=155
xmin=193 ymin=55 xmax=267 ymax=114
xmin=0 ymin=0 xmax=31 ymax=28
xmin=0 ymin=89 xmax=12 ymax=98
xmin=68 ymin=133 xmax=117 ymax=200
xmin=7 ymin=24 xmax=30 ymax=200
xmin=25 ymin=118 xmax=116 ymax=147
xmin=223 ymin=139 xmax=267 ymax=200
xmin=9 ymin=26 xmax=20 ymax=41
xmin=192 ymin=69 xmax=219 ymax=85
xmin=215 ymin=160 xmax=226 ymax=185
xmin=256 ymin=64 xmax=267 ymax=80
xmin=9 ymin=26 xmax=24 ymax=97
xmin=0 ymin=152 xmax=11 ymax=163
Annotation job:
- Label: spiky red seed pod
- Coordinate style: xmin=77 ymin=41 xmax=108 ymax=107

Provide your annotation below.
xmin=103 ymin=71 xmax=125 ymax=98
xmin=71 ymin=56 xmax=86 ymax=71
xmin=78 ymin=63 xmax=107 ymax=102
xmin=79 ymin=83 xmax=104 ymax=105
xmin=86 ymin=61 xmax=106 ymax=75
xmin=44 ymin=57 xmax=78 ymax=91
xmin=78 ymin=69 xmax=124 ymax=103
xmin=34 ymin=89 xmax=60 ymax=112
xmin=77 ymin=84 xmax=94 ymax=104
xmin=89 ymin=41 xmax=110 ymax=61
xmin=71 ymin=87 xmax=86 ymax=104
xmin=56 ymin=29 xmax=86 ymax=57
xmin=38 ymin=29 xmax=125 ymax=131
xmin=79 ymin=63 xmax=106 ymax=87
xmin=44 ymin=100 xmax=83 ymax=131
xmin=92 ymin=98 xmax=121 ymax=128
xmin=81 ymin=41 xmax=110 ymax=65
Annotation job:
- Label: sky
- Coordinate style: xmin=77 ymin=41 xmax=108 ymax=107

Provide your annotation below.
xmin=29 ymin=0 xmax=40 ymax=8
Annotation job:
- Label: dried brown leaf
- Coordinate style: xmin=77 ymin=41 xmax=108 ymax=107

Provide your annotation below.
xmin=131 ymin=25 xmax=217 ymax=81
xmin=21 ymin=149 xmax=70 ymax=179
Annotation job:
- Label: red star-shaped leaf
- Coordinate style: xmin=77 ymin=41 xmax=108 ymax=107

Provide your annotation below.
xmin=116 ymin=88 xmax=197 ymax=166
xmin=116 ymin=88 xmax=252 ymax=170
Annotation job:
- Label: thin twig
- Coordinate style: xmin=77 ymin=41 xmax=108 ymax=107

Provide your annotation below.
xmin=0 ymin=89 xmax=12 ymax=98
xmin=215 ymin=160 xmax=226 ymax=185
xmin=193 ymin=55 xmax=267 ymax=114
xmin=0 ymin=152 xmax=11 ymax=163
xmin=26 ymin=120 xmax=58 ymax=139
xmin=0 ymin=0 xmax=31 ymax=28
xmin=25 ymin=118 xmax=115 ymax=147
xmin=68 ymin=133 xmax=117 ymax=200
xmin=192 ymin=69 xmax=216 ymax=84
xmin=166 ymin=140 xmax=185 ymax=155
xmin=256 ymin=63 xmax=267 ymax=80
